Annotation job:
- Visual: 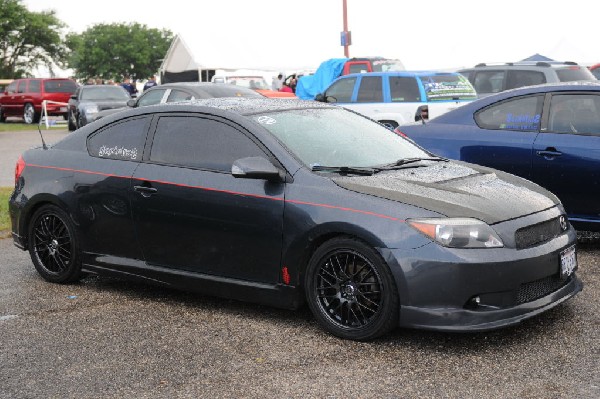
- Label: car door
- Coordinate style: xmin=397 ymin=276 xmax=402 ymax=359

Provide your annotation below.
xmin=459 ymin=94 xmax=544 ymax=178
xmin=532 ymin=92 xmax=600 ymax=224
xmin=131 ymin=114 xmax=285 ymax=283
xmin=1 ymin=80 xmax=19 ymax=115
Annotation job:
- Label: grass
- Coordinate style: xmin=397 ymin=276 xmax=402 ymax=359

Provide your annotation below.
xmin=0 ymin=122 xmax=66 ymax=132
xmin=0 ymin=187 xmax=13 ymax=238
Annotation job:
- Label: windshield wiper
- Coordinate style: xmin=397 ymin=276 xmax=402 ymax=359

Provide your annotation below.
xmin=374 ymin=156 xmax=449 ymax=171
xmin=311 ymin=165 xmax=376 ymax=176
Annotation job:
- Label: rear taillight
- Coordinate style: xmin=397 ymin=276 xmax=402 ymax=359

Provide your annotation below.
xmin=394 ymin=128 xmax=408 ymax=138
xmin=15 ymin=155 xmax=25 ymax=185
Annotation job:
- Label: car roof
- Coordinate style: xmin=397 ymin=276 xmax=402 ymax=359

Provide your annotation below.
xmin=146 ymin=82 xmax=262 ymax=98
xmin=342 ymin=71 xmax=462 ymax=78
xmin=459 ymin=61 xmax=581 ymax=71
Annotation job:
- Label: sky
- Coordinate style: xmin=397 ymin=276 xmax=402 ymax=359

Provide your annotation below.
xmin=22 ymin=0 xmax=600 ymax=77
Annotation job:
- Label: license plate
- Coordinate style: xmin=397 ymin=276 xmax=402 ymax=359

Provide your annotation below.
xmin=560 ymin=245 xmax=577 ymax=279
xmin=60 ymin=107 xmax=67 ymax=112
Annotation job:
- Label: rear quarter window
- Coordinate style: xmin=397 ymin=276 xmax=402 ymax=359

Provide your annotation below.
xmin=87 ymin=116 xmax=150 ymax=161
xmin=44 ymin=80 xmax=78 ymax=93
xmin=555 ymin=67 xmax=596 ymax=82
xmin=475 ymin=95 xmax=544 ymax=131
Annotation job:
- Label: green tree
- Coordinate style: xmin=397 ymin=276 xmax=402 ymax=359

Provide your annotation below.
xmin=0 ymin=0 xmax=68 ymax=78
xmin=67 ymin=23 xmax=173 ymax=82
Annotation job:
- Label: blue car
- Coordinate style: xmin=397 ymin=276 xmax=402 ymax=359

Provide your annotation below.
xmin=398 ymin=82 xmax=600 ymax=232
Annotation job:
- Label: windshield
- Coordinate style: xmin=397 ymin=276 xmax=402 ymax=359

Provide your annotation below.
xmin=371 ymin=59 xmax=405 ymax=72
xmin=81 ymin=86 xmax=130 ymax=100
xmin=420 ymin=74 xmax=477 ymax=101
xmin=229 ymin=77 xmax=270 ymax=90
xmin=253 ymin=108 xmax=431 ymax=168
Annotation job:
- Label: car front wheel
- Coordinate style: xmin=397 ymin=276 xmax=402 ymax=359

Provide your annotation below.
xmin=67 ymin=110 xmax=76 ymax=131
xmin=28 ymin=205 xmax=82 ymax=283
xmin=305 ymin=237 xmax=399 ymax=341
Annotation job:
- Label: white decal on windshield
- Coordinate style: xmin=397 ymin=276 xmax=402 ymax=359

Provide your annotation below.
xmin=98 ymin=145 xmax=138 ymax=160
xmin=257 ymin=116 xmax=276 ymax=125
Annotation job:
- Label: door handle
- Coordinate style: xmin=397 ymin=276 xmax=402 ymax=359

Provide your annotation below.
xmin=536 ymin=148 xmax=562 ymax=159
xmin=134 ymin=185 xmax=158 ymax=197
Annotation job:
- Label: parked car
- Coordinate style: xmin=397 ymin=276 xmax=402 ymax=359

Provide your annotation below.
xmin=315 ymin=71 xmax=477 ymax=128
xmin=212 ymin=75 xmax=296 ymax=98
xmin=67 ymin=85 xmax=131 ymax=130
xmin=398 ymin=81 xmax=600 ymax=232
xmin=93 ymin=82 xmax=264 ymax=121
xmin=10 ymin=98 xmax=581 ymax=340
xmin=0 ymin=78 xmax=78 ymax=124
xmin=459 ymin=61 xmax=597 ymax=98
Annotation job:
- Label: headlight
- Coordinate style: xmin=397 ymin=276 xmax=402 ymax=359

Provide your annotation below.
xmin=82 ymin=105 xmax=99 ymax=115
xmin=407 ymin=218 xmax=503 ymax=248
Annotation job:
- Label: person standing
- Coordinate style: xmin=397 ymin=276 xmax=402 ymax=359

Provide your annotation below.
xmin=143 ymin=76 xmax=158 ymax=91
xmin=121 ymin=77 xmax=138 ymax=97
xmin=272 ymin=73 xmax=284 ymax=91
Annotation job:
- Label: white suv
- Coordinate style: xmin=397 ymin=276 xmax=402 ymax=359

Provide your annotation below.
xmin=315 ymin=71 xmax=477 ymax=128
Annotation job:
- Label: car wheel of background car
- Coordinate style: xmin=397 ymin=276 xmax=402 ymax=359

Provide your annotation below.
xmin=23 ymin=103 xmax=39 ymax=124
xmin=67 ymin=111 xmax=76 ymax=131
xmin=305 ymin=237 xmax=399 ymax=340
xmin=379 ymin=120 xmax=399 ymax=130
xmin=28 ymin=204 xmax=82 ymax=283
xmin=77 ymin=114 xmax=85 ymax=129
xmin=0 ymin=106 xmax=5 ymax=123
xmin=62 ymin=113 xmax=68 ymax=120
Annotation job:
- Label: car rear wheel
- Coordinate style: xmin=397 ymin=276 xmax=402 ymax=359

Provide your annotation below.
xmin=23 ymin=103 xmax=39 ymax=124
xmin=28 ymin=205 xmax=82 ymax=283
xmin=305 ymin=237 xmax=399 ymax=340
xmin=0 ymin=106 xmax=5 ymax=123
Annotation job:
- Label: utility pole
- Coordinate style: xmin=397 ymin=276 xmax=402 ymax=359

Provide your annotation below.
xmin=342 ymin=0 xmax=351 ymax=58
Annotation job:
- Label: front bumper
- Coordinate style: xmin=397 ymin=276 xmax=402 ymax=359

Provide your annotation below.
xmin=384 ymin=212 xmax=582 ymax=332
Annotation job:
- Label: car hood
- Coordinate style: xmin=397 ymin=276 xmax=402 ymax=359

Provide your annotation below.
xmin=80 ymin=100 xmax=129 ymax=111
xmin=332 ymin=161 xmax=559 ymax=224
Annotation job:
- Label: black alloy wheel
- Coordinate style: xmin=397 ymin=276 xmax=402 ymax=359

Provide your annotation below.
xmin=28 ymin=205 xmax=82 ymax=283
xmin=305 ymin=237 xmax=399 ymax=340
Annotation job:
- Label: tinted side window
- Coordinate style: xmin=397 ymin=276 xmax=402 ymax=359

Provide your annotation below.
xmin=43 ymin=80 xmax=77 ymax=93
xmin=137 ymin=89 xmax=166 ymax=106
xmin=87 ymin=116 xmax=149 ymax=161
xmin=390 ymin=76 xmax=421 ymax=102
xmin=548 ymin=94 xmax=600 ymax=135
xmin=150 ymin=116 xmax=265 ymax=172
xmin=166 ymin=89 xmax=193 ymax=102
xmin=28 ymin=80 xmax=41 ymax=93
xmin=475 ymin=95 xmax=543 ymax=131
xmin=17 ymin=80 xmax=27 ymax=93
xmin=473 ymin=71 xmax=504 ymax=94
xmin=6 ymin=81 xmax=17 ymax=93
xmin=505 ymin=70 xmax=545 ymax=90
xmin=325 ymin=77 xmax=356 ymax=103
xmin=356 ymin=76 xmax=383 ymax=103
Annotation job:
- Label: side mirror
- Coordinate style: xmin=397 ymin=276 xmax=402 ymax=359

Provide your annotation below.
xmin=414 ymin=105 xmax=429 ymax=124
xmin=127 ymin=99 xmax=136 ymax=107
xmin=232 ymin=157 xmax=281 ymax=181
xmin=70 ymin=94 xmax=77 ymax=100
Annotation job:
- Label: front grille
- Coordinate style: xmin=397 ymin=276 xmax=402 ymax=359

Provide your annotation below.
xmin=516 ymin=274 xmax=569 ymax=304
xmin=515 ymin=217 xmax=566 ymax=249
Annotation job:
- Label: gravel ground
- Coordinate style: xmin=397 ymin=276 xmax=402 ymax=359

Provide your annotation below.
xmin=0 ymin=237 xmax=599 ymax=399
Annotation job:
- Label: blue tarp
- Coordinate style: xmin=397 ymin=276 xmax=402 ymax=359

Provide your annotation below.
xmin=295 ymin=58 xmax=349 ymax=100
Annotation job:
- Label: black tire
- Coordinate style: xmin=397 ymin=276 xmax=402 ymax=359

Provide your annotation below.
xmin=0 ymin=106 xmax=6 ymax=123
xmin=67 ymin=110 xmax=76 ymax=131
xmin=379 ymin=120 xmax=399 ymax=130
xmin=28 ymin=205 xmax=82 ymax=283
xmin=305 ymin=237 xmax=399 ymax=341
xmin=23 ymin=103 xmax=39 ymax=124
